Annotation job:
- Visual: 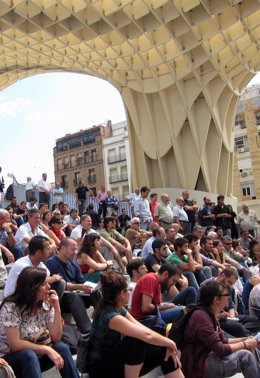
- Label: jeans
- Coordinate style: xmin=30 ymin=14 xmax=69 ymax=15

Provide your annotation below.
xmin=172 ymin=287 xmax=198 ymax=306
xmin=140 ymin=220 xmax=152 ymax=231
xmin=204 ymin=349 xmax=260 ymax=378
xmin=160 ymin=306 xmax=184 ymax=323
xmin=182 ymin=271 xmax=200 ymax=296
xmin=39 ymin=192 xmax=50 ymax=207
xmin=3 ymin=342 xmax=79 ymax=378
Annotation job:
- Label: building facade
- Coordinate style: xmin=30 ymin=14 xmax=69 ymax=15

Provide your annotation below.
xmin=102 ymin=120 xmax=131 ymax=200
xmin=233 ymin=84 xmax=260 ymax=214
xmin=53 ymin=125 xmax=105 ymax=196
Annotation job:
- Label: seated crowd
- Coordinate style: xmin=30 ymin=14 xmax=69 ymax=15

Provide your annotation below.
xmin=0 ymin=186 xmax=260 ymax=377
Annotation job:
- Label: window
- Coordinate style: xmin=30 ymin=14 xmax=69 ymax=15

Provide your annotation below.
xmin=235 ymin=113 xmax=246 ymax=129
xmin=241 ymin=182 xmax=256 ymax=198
xmin=74 ymin=172 xmax=81 ymax=186
xmin=71 ymin=155 xmax=76 ymax=168
xmin=88 ymin=169 xmax=96 ymax=183
xmin=56 ymin=142 xmax=68 ymax=152
xmin=255 ymin=109 xmax=260 ymax=125
xmin=242 ymin=187 xmax=251 ymax=196
xmin=61 ymin=175 xmax=68 ymax=189
xmin=91 ymin=149 xmax=97 ymax=162
xmin=234 ymin=136 xmax=249 ymax=153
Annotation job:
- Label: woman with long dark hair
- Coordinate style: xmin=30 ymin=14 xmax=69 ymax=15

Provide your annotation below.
xmin=88 ymin=270 xmax=184 ymax=378
xmin=0 ymin=266 xmax=79 ymax=378
xmin=77 ymin=233 xmax=113 ymax=283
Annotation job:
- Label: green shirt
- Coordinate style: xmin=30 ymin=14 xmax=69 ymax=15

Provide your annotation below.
xmin=100 ymin=228 xmax=126 ymax=245
xmin=166 ymin=252 xmax=188 ymax=265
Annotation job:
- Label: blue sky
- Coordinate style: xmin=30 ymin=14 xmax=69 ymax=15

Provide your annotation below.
xmin=0 ymin=72 xmax=126 ymax=186
xmin=0 ymin=71 xmax=260 ymax=187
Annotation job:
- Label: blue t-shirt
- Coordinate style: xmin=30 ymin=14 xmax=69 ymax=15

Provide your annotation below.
xmin=88 ymin=306 xmax=127 ymax=365
xmin=46 ymin=256 xmax=84 ymax=283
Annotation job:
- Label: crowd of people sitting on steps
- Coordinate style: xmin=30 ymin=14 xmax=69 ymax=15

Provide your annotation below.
xmin=1 ymin=177 xmax=260 ymax=377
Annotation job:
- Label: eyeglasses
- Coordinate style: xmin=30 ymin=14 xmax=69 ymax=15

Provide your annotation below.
xmin=134 ymin=222 xmax=140 ymax=225
xmin=55 ymin=221 xmax=63 ymax=224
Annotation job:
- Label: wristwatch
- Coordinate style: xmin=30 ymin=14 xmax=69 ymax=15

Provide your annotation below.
xmin=7 ymin=231 xmax=13 ymax=235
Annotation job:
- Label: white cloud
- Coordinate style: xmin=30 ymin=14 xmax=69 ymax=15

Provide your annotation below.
xmin=0 ymin=96 xmax=32 ymax=119
xmin=25 ymin=108 xmax=62 ymax=125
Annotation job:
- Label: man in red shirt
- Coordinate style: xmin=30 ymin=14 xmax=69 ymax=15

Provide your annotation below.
xmin=130 ymin=263 xmax=184 ymax=324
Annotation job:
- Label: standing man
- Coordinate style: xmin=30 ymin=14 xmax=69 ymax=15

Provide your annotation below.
xmin=38 ymin=173 xmax=51 ymax=207
xmin=96 ymin=185 xmax=107 ymax=218
xmin=25 ymin=176 xmax=35 ymax=202
xmin=173 ymin=197 xmax=189 ymax=235
xmin=53 ymin=182 xmax=64 ymax=205
xmin=76 ymin=181 xmax=93 ymax=216
xmin=182 ymin=190 xmax=198 ymax=232
xmin=154 ymin=194 xmax=174 ymax=230
xmin=0 ymin=167 xmax=5 ymax=209
xmin=213 ymin=195 xmax=232 ymax=237
xmin=198 ymin=196 xmax=215 ymax=229
xmin=134 ymin=186 xmax=153 ymax=231
xmin=237 ymin=203 xmax=260 ymax=238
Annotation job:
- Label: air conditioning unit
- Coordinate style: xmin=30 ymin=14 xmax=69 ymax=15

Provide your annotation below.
xmin=241 ymin=171 xmax=248 ymax=177
xmin=237 ymin=147 xmax=245 ymax=153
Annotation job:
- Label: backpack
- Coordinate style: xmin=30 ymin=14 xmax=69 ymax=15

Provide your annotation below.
xmin=167 ymin=304 xmax=202 ymax=351
xmin=5 ymin=184 xmax=14 ymax=200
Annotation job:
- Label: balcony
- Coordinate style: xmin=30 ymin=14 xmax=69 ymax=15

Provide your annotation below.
xmin=88 ymin=175 xmax=96 ymax=184
xmin=109 ymin=172 xmax=128 ymax=184
xmin=234 ymin=121 xmax=246 ymax=130
xmin=236 ymin=146 xmax=250 ymax=154
xmin=240 ymin=170 xmax=252 ymax=178
xmin=107 ymin=153 xmax=126 ymax=164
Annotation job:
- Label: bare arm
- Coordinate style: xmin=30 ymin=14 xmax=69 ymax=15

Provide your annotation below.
xmin=47 ymin=290 xmax=62 ymax=342
xmin=5 ymin=328 xmax=64 ymax=370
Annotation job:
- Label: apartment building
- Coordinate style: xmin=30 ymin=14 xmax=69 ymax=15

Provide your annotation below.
xmin=53 ymin=125 xmax=105 ymax=196
xmin=102 ymin=120 xmax=131 ymax=200
xmin=233 ymin=84 xmax=260 ymax=214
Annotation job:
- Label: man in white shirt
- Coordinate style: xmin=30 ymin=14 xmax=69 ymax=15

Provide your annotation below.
xmin=4 ymin=235 xmax=62 ymax=298
xmin=15 ymin=208 xmax=56 ymax=253
xmin=237 ymin=204 xmax=260 ymax=238
xmin=38 ymin=173 xmax=51 ymax=207
xmin=25 ymin=176 xmax=35 ymax=202
xmin=134 ymin=186 xmax=153 ymax=231
xmin=173 ymin=197 xmax=189 ymax=235
xmin=53 ymin=182 xmax=64 ymax=204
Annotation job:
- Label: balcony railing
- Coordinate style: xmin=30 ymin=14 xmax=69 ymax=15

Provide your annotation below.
xmin=109 ymin=172 xmax=128 ymax=184
xmin=107 ymin=153 xmax=126 ymax=164
xmin=236 ymin=146 xmax=250 ymax=153
xmin=56 ymin=157 xmax=98 ymax=171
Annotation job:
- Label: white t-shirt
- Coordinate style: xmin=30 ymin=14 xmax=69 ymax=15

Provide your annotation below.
xmin=15 ymin=223 xmax=49 ymax=251
xmin=4 ymin=255 xmax=50 ymax=298
xmin=70 ymin=224 xmax=97 ymax=240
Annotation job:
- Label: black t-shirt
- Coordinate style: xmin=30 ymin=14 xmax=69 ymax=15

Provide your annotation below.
xmin=76 ymin=186 xmax=89 ymax=200
xmin=184 ymin=199 xmax=196 ymax=222
xmin=145 ymin=254 xmax=166 ymax=273
xmin=213 ymin=204 xmax=231 ymax=229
